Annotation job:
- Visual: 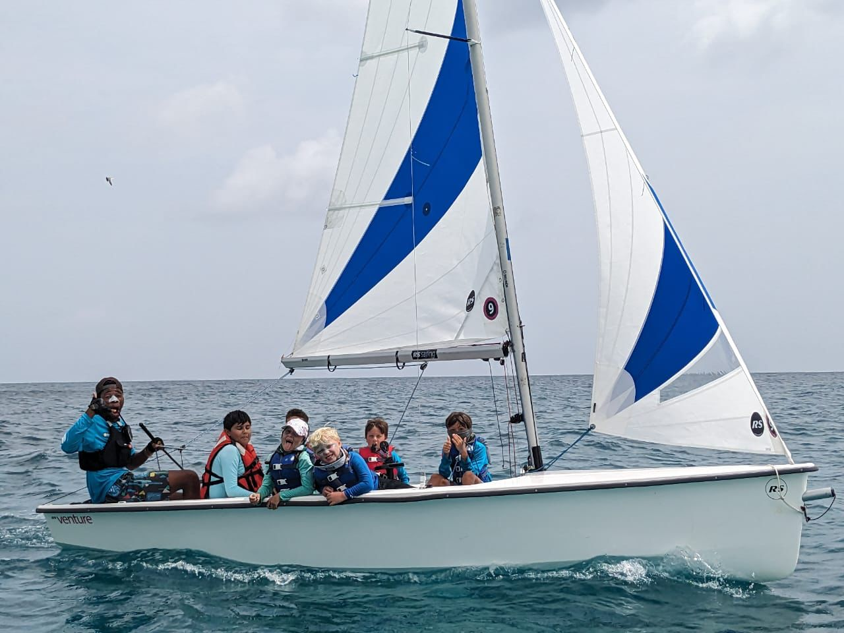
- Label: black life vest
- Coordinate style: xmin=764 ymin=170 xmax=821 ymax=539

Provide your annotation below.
xmin=448 ymin=434 xmax=490 ymax=484
xmin=78 ymin=419 xmax=133 ymax=472
xmin=268 ymin=449 xmax=304 ymax=492
xmin=313 ymin=448 xmax=365 ymax=493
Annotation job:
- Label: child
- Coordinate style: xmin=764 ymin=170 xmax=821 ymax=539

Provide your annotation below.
xmin=200 ymin=410 xmax=264 ymax=499
xmin=358 ymin=417 xmax=412 ymax=489
xmin=250 ymin=415 xmax=314 ymax=508
xmin=309 ymin=427 xmax=378 ymax=505
xmin=428 ymin=411 xmax=492 ymax=487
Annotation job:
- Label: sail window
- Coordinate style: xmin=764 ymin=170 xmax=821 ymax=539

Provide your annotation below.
xmin=658 ymin=330 xmax=740 ymax=403
xmin=622 ymin=222 xmax=718 ymax=404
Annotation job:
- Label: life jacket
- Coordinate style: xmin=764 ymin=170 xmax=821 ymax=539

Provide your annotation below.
xmin=448 ymin=434 xmax=490 ymax=484
xmin=358 ymin=444 xmax=401 ymax=480
xmin=313 ymin=447 xmax=364 ymax=493
xmin=200 ymin=432 xmax=264 ymax=499
xmin=268 ymin=447 xmax=307 ymax=492
xmin=78 ymin=418 xmax=133 ymax=472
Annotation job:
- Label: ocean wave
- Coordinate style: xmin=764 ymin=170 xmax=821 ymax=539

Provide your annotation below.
xmin=0 ymin=517 xmax=54 ymax=551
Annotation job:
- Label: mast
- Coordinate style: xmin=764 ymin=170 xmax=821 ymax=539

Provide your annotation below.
xmin=463 ymin=0 xmax=543 ymax=470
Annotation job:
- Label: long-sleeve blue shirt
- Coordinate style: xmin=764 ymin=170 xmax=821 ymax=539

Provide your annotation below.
xmin=207 ymin=443 xmax=254 ymax=499
xmin=61 ymin=413 xmax=135 ymax=503
xmin=343 ymin=451 xmax=378 ymax=499
xmin=438 ymin=436 xmax=492 ymax=483
xmin=314 ymin=451 xmax=378 ymax=500
xmin=390 ymin=449 xmax=410 ymax=485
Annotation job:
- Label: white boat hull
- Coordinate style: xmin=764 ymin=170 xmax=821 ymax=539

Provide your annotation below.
xmin=38 ymin=463 xmax=814 ymax=582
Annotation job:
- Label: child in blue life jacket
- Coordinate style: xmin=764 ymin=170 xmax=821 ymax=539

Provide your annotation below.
xmin=250 ymin=413 xmax=314 ymax=509
xmin=309 ymin=427 xmax=378 ymax=505
xmin=428 ymin=411 xmax=492 ymax=487
xmin=358 ymin=417 xmax=412 ymax=489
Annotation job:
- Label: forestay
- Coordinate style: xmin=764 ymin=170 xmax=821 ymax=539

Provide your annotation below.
xmin=285 ymin=0 xmax=507 ymax=368
xmin=540 ymin=0 xmax=790 ymax=457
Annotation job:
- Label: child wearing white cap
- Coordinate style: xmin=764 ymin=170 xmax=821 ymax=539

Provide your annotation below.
xmin=250 ymin=409 xmax=314 ymax=509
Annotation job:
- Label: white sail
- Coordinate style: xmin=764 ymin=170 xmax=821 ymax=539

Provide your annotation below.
xmin=285 ymin=0 xmax=506 ymax=367
xmin=540 ymin=0 xmax=789 ymax=457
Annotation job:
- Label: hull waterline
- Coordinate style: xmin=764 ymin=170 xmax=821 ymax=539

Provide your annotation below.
xmin=38 ymin=463 xmax=815 ymax=582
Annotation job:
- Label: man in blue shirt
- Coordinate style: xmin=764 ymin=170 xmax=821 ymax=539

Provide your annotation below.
xmin=61 ymin=377 xmax=200 ymax=503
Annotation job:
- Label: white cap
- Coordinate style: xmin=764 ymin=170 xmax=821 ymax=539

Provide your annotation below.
xmin=282 ymin=417 xmax=309 ymax=439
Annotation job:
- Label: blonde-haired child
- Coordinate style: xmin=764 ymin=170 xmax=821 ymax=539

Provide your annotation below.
xmin=308 ymin=427 xmax=377 ymax=505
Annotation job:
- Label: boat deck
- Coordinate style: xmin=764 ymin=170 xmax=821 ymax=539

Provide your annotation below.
xmin=36 ymin=462 xmax=816 ymax=514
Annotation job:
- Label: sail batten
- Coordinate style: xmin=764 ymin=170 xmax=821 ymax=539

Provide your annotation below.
xmin=540 ymin=0 xmax=790 ymax=457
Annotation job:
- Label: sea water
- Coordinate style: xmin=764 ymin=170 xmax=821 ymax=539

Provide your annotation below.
xmin=0 ymin=374 xmax=841 ymax=632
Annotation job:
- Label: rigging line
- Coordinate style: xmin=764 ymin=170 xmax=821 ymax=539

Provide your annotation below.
xmin=805 ymin=494 xmax=836 ymax=523
xmin=488 ymin=360 xmax=507 ymax=471
xmin=178 ymin=370 xmax=294 ymax=452
xmin=501 ymin=358 xmax=516 ymax=475
xmin=771 ymin=465 xmax=809 ymax=517
xmin=44 ymin=485 xmax=88 ymax=504
xmin=541 ymin=425 xmax=595 ymax=471
xmin=388 ymin=362 xmax=429 ymax=447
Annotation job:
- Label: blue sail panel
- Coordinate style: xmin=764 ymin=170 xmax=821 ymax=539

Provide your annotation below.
xmin=648 ymin=182 xmax=715 ymax=308
xmin=321 ymin=0 xmax=480 ymax=330
xmin=624 ymin=222 xmax=718 ymax=402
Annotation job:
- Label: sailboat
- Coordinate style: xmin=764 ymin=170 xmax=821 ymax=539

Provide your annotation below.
xmin=38 ymin=0 xmax=834 ymax=582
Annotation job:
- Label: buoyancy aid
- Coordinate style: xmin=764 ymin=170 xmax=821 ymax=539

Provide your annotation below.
xmin=448 ymin=434 xmax=490 ymax=484
xmin=313 ymin=447 xmax=361 ymax=493
xmin=200 ymin=432 xmax=264 ymax=499
xmin=358 ymin=444 xmax=401 ymax=480
xmin=78 ymin=419 xmax=133 ymax=472
xmin=268 ymin=447 xmax=307 ymax=492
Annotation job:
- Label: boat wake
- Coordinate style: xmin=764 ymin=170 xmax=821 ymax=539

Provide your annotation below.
xmin=47 ymin=547 xmax=760 ymax=598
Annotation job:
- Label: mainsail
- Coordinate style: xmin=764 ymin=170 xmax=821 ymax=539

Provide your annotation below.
xmin=284 ymin=0 xmax=507 ymax=367
xmin=540 ymin=0 xmax=790 ymax=457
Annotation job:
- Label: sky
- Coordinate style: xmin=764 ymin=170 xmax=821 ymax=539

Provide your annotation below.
xmin=1 ymin=0 xmax=843 ymax=384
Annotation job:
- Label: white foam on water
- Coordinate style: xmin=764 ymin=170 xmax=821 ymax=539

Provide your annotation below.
xmin=140 ymin=560 xmax=298 ymax=586
xmin=598 ymin=559 xmax=652 ymax=585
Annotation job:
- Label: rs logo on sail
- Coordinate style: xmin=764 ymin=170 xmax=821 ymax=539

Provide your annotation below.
xmin=750 ymin=412 xmax=765 ymax=437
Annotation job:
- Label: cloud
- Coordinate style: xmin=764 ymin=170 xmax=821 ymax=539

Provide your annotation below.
xmin=691 ymin=0 xmax=833 ymax=48
xmin=211 ymin=129 xmax=341 ymax=214
xmin=157 ymin=81 xmax=244 ymax=134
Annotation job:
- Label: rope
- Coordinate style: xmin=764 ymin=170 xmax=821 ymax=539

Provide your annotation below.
xmin=488 ymin=360 xmax=508 ymax=474
xmin=806 ymin=494 xmax=836 ymax=522
xmin=177 ymin=369 xmax=294 ymax=454
xmin=771 ymin=465 xmax=816 ymax=520
xmin=388 ymin=362 xmax=428 ymax=446
xmin=541 ymin=424 xmax=595 ymax=471
xmin=45 ymin=485 xmax=88 ymax=504
xmin=502 ymin=359 xmax=517 ymax=475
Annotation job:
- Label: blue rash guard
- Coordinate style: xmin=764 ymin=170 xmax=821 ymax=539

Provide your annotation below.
xmin=207 ymin=443 xmax=253 ymax=499
xmin=314 ymin=450 xmax=378 ymax=500
xmin=438 ymin=435 xmax=492 ymax=484
xmin=343 ymin=451 xmax=379 ymax=499
xmin=61 ymin=413 xmax=137 ymax=503
xmin=390 ymin=450 xmax=411 ymax=485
